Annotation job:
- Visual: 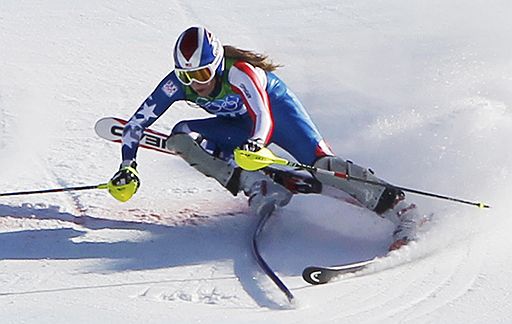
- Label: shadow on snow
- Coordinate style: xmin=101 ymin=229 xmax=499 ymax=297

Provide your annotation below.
xmin=0 ymin=200 xmax=389 ymax=308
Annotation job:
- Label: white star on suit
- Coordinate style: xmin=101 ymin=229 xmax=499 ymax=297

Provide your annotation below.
xmin=122 ymin=126 xmax=142 ymax=149
xmin=135 ymin=102 xmax=158 ymax=123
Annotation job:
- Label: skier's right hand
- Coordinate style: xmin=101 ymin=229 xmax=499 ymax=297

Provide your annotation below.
xmin=108 ymin=160 xmax=140 ymax=202
xmin=241 ymin=138 xmax=265 ymax=152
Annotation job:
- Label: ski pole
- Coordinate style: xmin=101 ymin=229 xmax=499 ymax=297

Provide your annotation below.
xmin=234 ymin=148 xmax=491 ymax=209
xmin=0 ymin=183 xmax=108 ymax=197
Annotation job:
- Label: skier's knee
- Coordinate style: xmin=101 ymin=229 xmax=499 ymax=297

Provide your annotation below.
xmin=167 ymin=132 xmax=195 ymax=152
xmin=313 ymin=155 xmax=398 ymax=213
xmin=314 ymin=156 xmax=366 ymax=178
xmin=318 ymin=156 xmax=404 ymax=214
xmin=313 ymin=155 xmax=348 ymax=173
xmin=168 ymin=123 xmax=204 ymax=152
xmin=166 ymin=132 xmax=237 ymax=193
xmin=171 ymin=120 xmax=192 ymax=135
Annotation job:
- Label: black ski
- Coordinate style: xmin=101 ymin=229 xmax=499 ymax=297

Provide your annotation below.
xmin=302 ymin=258 xmax=376 ymax=285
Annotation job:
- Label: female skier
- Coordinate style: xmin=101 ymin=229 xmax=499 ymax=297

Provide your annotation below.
xmin=108 ymin=26 xmax=421 ymax=250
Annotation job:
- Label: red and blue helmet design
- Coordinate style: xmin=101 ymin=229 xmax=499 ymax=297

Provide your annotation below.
xmin=173 ymin=26 xmax=224 ymax=76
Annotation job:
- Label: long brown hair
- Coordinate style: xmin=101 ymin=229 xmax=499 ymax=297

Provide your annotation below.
xmin=223 ymin=45 xmax=282 ymax=72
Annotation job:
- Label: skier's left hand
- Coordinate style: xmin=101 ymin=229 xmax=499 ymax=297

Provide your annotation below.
xmin=241 ymin=138 xmax=265 ymax=152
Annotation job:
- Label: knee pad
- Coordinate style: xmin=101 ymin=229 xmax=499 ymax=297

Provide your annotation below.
xmin=166 ymin=133 xmax=237 ymax=194
xmin=313 ymin=156 xmax=387 ymax=211
xmin=314 ymin=156 xmax=370 ymax=180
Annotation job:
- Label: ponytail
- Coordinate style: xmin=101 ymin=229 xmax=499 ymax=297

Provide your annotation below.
xmin=223 ymin=45 xmax=282 ymax=72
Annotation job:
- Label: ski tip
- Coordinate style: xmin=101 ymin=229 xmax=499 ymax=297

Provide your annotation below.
xmin=302 ymin=267 xmax=329 ymax=285
xmin=302 ymin=259 xmax=376 ymax=285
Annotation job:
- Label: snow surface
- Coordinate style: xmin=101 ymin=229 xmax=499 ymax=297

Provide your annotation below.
xmin=1 ymin=0 xmax=511 ymax=323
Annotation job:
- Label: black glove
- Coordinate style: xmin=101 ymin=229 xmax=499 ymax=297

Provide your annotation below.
xmin=108 ymin=160 xmax=140 ymax=202
xmin=241 ymin=138 xmax=265 ymax=152
xmin=111 ymin=161 xmax=140 ymax=186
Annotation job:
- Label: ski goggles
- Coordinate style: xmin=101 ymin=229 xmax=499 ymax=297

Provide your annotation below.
xmin=175 ymin=64 xmax=216 ymax=86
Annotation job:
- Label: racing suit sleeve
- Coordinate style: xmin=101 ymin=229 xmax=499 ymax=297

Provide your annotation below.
xmin=121 ymin=72 xmax=185 ymax=163
xmin=228 ymin=61 xmax=274 ymax=145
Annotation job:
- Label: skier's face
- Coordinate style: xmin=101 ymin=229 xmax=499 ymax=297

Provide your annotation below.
xmin=190 ymin=78 xmax=216 ymax=97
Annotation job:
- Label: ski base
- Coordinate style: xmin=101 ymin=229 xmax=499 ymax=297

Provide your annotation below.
xmin=302 ymin=258 xmax=376 ymax=285
xmin=95 ymin=117 xmax=175 ymax=155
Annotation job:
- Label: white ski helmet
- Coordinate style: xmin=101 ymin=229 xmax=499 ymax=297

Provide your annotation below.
xmin=173 ymin=26 xmax=224 ymax=85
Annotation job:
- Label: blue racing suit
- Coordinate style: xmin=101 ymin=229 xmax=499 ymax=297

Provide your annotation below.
xmin=121 ymin=58 xmax=333 ymax=165
xmin=119 ymin=57 xmax=403 ymax=220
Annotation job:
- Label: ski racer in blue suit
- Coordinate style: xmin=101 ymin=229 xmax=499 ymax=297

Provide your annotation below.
xmin=109 ymin=26 xmax=423 ymax=251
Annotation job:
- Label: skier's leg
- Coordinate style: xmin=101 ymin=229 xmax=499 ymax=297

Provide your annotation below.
xmin=268 ymin=90 xmax=401 ymax=213
xmin=170 ymin=116 xmax=251 ymax=159
xmin=167 ymin=118 xmax=292 ymax=215
xmin=312 ymin=156 xmax=403 ymax=213
xmin=267 ymin=87 xmax=427 ymax=248
xmin=166 ymin=132 xmax=239 ymax=194
xmin=312 ymin=155 xmax=428 ymax=250
xmin=239 ymin=169 xmax=292 ymax=216
xmin=315 ymin=156 xmax=431 ymax=250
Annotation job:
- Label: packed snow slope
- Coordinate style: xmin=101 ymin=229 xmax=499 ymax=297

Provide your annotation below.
xmin=1 ymin=0 xmax=511 ymax=323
